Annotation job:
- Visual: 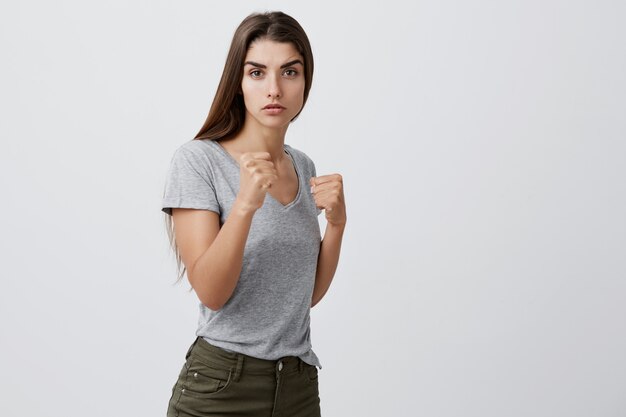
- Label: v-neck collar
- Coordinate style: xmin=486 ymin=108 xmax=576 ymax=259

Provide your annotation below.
xmin=208 ymin=139 xmax=302 ymax=209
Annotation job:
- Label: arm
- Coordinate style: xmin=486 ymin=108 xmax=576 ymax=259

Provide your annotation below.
xmin=167 ymin=150 xmax=277 ymax=311
xmin=311 ymin=222 xmax=345 ymax=307
xmin=172 ymin=200 xmax=256 ymax=311
xmin=174 ymin=148 xmax=278 ymax=311
xmin=309 ymin=173 xmax=347 ymax=308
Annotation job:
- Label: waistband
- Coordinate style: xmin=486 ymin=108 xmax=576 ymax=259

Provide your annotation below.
xmin=184 ymin=336 xmax=308 ymax=382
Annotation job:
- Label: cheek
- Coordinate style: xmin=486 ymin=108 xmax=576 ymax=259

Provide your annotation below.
xmin=287 ymin=81 xmax=305 ymax=100
xmin=241 ymin=79 xmax=260 ymax=97
xmin=241 ymin=83 xmax=260 ymax=109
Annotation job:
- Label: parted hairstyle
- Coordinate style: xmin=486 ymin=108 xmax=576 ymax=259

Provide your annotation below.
xmin=165 ymin=11 xmax=315 ymax=285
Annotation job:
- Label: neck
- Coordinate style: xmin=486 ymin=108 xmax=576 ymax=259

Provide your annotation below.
xmin=227 ymin=114 xmax=290 ymax=163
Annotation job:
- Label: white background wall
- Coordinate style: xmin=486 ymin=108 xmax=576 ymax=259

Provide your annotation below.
xmin=1 ymin=1 xmax=625 ymax=416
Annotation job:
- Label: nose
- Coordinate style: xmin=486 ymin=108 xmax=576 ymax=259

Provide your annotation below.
xmin=267 ymin=74 xmax=281 ymax=99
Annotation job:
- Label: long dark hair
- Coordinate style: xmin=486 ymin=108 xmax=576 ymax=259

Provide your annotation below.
xmin=165 ymin=11 xmax=315 ymax=285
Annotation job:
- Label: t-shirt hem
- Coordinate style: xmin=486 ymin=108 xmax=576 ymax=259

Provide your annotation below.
xmin=162 ymin=200 xmax=220 ymax=216
xmin=200 ymin=336 xmax=322 ymax=369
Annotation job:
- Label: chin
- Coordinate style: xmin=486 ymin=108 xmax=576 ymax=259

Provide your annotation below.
xmin=259 ymin=116 xmax=291 ymax=129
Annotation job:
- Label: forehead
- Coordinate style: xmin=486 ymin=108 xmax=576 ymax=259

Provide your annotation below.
xmin=244 ymin=39 xmax=302 ymax=65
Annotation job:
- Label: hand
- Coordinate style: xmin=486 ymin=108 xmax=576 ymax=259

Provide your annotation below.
xmin=310 ymin=174 xmax=347 ymax=226
xmin=235 ymin=152 xmax=278 ymax=212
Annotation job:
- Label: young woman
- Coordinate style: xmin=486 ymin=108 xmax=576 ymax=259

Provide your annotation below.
xmin=161 ymin=11 xmax=346 ymax=417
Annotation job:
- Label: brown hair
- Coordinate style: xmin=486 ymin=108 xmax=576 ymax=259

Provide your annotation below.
xmin=165 ymin=11 xmax=315 ymax=284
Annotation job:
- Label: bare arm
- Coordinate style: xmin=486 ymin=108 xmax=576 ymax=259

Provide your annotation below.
xmin=311 ymin=222 xmax=345 ymax=307
xmin=172 ymin=200 xmax=256 ymax=311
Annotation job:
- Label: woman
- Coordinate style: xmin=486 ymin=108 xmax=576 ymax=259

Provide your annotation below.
xmin=161 ymin=11 xmax=346 ymax=417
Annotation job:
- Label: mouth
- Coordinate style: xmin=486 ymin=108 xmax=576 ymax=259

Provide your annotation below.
xmin=263 ymin=104 xmax=286 ymax=110
xmin=263 ymin=104 xmax=286 ymax=115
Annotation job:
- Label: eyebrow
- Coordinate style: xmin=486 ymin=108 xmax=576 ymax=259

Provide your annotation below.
xmin=243 ymin=59 xmax=304 ymax=69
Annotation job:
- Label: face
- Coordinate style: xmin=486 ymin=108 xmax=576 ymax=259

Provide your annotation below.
xmin=240 ymin=38 xmax=305 ymax=129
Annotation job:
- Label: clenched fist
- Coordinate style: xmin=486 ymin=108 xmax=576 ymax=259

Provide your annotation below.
xmin=235 ymin=151 xmax=278 ymax=212
xmin=310 ymin=174 xmax=347 ymax=226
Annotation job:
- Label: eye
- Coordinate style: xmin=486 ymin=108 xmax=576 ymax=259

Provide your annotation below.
xmin=250 ymin=69 xmax=263 ymax=78
xmin=283 ymin=69 xmax=298 ymax=77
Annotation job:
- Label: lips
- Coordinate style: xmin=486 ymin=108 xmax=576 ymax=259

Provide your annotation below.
xmin=263 ymin=103 xmax=285 ymax=109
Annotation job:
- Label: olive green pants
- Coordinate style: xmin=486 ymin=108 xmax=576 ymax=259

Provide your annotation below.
xmin=166 ymin=336 xmax=321 ymax=417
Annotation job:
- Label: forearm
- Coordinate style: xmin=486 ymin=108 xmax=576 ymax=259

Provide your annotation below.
xmin=311 ymin=222 xmax=345 ymax=307
xmin=190 ymin=200 xmax=255 ymax=310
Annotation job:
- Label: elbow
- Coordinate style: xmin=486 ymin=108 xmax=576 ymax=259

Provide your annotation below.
xmin=194 ymin=284 xmax=226 ymax=311
xmin=311 ymin=293 xmax=320 ymax=308
xmin=198 ymin=292 xmax=224 ymax=312
xmin=204 ymin=300 xmax=224 ymax=312
xmin=188 ymin=271 xmax=225 ymax=312
xmin=188 ymin=262 xmax=239 ymax=311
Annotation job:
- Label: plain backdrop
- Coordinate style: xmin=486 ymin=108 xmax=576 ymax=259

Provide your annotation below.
xmin=1 ymin=1 xmax=625 ymax=416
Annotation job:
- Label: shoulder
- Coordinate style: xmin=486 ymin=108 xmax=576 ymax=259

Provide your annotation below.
xmin=174 ymin=138 xmax=216 ymax=157
xmin=168 ymin=139 xmax=222 ymax=168
xmin=165 ymin=139 xmax=224 ymax=185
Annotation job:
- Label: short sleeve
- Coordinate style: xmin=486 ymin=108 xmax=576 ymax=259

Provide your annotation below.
xmin=161 ymin=147 xmax=220 ymax=216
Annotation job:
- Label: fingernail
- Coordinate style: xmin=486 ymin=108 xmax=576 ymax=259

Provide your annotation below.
xmin=310 ymin=186 xmax=314 ymax=193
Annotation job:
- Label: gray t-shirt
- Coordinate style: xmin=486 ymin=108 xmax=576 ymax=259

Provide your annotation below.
xmin=161 ymin=138 xmax=322 ymax=369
